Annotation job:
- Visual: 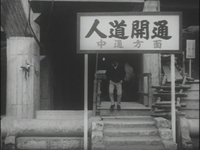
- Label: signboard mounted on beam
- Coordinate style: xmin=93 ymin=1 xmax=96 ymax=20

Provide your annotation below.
xmin=77 ymin=12 xmax=182 ymax=54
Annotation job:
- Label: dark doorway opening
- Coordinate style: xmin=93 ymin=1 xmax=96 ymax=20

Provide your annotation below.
xmin=96 ymin=54 xmax=142 ymax=103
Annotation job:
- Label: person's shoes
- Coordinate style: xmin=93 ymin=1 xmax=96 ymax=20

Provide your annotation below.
xmin=110 ymin=104 xmax=115 ymax=111
xmin=117 ymin=105 xmax=121 ymax=110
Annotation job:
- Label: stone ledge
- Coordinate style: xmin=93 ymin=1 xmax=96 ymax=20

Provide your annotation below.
xmin=91 ymin=145 xmax=105 ymax=150
xmin=92 ymin=131 xmax=104 ymax=147
xmin=158 ymin=128 xmax=173 ymax=140
xmin=162 ymin=140 xmax=177 ymax=150
xmin=154 ymin=117 xmax=177 ymax=150
xmin=154 ymin=117 xmax=171 ymax=129
xmin=16 ymin=137 xmax=90 ymax=150
xmin=91 ymin=121 xmax=104 ymax=150
xmin=1 ymin=117 xmax=94 ymax=138
xmin=92 ymin=122 xmax=104 ymax=131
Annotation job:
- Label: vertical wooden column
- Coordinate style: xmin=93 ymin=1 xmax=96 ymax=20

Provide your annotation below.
xmin=142 ymin=0 xmax=161 ymax=105
xmin=6 ymin=37 xmax=40 ymax=119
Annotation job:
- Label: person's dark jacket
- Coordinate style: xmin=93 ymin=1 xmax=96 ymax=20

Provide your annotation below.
xmin=106 ymin=64 xmax=125 ymax=83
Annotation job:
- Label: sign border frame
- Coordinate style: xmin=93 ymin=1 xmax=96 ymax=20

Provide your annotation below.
xmin=77 ymin=11 xmax=182 ymax=54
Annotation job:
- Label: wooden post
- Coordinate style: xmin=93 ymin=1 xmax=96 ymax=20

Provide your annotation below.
xmin=182 ymin=51 xmax=185 ymax=74
xmin=84 ymin=54 xmax=88 ymax=150
xmin=148 ymin=73 xmax=152 ymax=107
xmin=189 ymin=59 xmax=192 ymax=77
xmin=171 ymin=54 xmax=176 ymax=142
xmin=92 ymin=79 xmax=97 ymax=116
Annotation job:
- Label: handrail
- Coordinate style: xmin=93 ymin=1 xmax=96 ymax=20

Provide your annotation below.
xmin=138 ymin=73 xmax=152 ymax=107
xmin=92 ymin=71 xmax=106 ymax=116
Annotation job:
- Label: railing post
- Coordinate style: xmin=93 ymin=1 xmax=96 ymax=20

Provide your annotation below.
xmin=148 ymin=73 xmax=152 ymax=107
xmin=92 ymin=78 xmax=97 ymax=116
xmin=84 ymin=54 xmax=88 ymax=150
xmin=176 ymin=111 xmax=182 ymax=150
xmin=138 ymin=74 xmax=143 ymax=104
xmin=171 ymin=54 xmax=176 ymax=142
xmin=97 ymin=80 xmax=101 ymax=106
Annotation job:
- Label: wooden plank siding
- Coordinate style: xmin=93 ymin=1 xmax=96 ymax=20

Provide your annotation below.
xmin=1 ymin=0 xmax=32 ymax=36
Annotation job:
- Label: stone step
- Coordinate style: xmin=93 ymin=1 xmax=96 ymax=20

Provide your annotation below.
xmin=152 ymin=85 xmax=191 ymax=90
xmin=186 ymin=82 xmax=199 ymax=90
xmin=36 ymin=110 xmax=92 ymax=120
xmin=98 ymin=102 xmax=151 ymax=116
xmin=100 ymin=108 xmax=151 ymax=116
xmin=105 ymin=144 xmax=165 ymax=150
xmin=181 ymin=99 xmax=199 ymax=109
xmin=185 ymin=90 xmax=199 ymax=99
xmin=103 ymin=120 xmax=155 ymax=128
xmin=103 ymin=136 xmax=162 ymax=146
xmin=16 ymin=137 xmax=90 ymax=150
xmin=104 ymin=127 xmax=158 ymax=137
xmin=101 ymin=116 xmax=153 ymax=121
xmin=153 ymin=92 xmax=187 ymax=97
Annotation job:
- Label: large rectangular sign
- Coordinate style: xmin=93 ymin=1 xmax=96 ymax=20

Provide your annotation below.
xmin=77 ymin=12 xmax=182 ymax=54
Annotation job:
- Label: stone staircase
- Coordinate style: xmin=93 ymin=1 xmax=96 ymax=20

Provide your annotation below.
xmin=97 ymin=102 xmax=151 ymax=116
xmin=92 ymin=116 xmax=176 ymax=150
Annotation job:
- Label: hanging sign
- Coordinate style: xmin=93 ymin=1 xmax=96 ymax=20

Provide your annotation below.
xmin=77 ymin=12 xmax=182 ymax=54
xmin=186 ymin=39 xmax=195 ymax=59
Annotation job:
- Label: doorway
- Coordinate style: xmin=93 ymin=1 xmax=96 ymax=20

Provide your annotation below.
xmin=96 ymin=54 xmax=143 ymax=103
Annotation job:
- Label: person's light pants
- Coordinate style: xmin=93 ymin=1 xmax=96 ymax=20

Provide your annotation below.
xmin=109 ymin=80 xmax=122 ymax=105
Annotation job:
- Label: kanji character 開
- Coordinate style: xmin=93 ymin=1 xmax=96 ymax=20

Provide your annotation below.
xmin=131 ymin=20 xmax=150 ymax=40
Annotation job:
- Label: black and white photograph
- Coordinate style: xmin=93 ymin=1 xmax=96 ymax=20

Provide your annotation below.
xmin=1 ymin=0 xmax=199 ymax=150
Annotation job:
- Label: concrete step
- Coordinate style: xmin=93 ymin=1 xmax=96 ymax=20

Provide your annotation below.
xmin=105 ymin=144 xmax=165 ymax=150
xmin=186 ymin=82 xmax=199 ymax=90
xmin=181 ymin=99 xmax=199 ymax=109
xmin=101 ymin=116 xmax=153 ymax=121
xmin=16 ymin=137 xmax=90 ymax=150
xmin=100 ymin=108 xmax=151 ymax=116
xmin=185 ymin=90 xmax=199 ymax=99
xmin=103 ymin=120 xmax=155 ymax=128
xmin=98 ymin=102 xmax=151 ymax=116
xmin=103 ymin=136 xmax=162 ymax=146
xmin=104 ymin=127 xmax=158 ymax=137
xmin=153 ymin=92 xmax=187 ymax=97
xmin=36 ymin=110 xmax=92 ymax=120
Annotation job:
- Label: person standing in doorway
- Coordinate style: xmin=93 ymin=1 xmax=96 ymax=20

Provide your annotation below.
xmin=105 ymin=59 xmax=125 ymax=111
xmin=123 ymin=62 xmax=135 ymax=101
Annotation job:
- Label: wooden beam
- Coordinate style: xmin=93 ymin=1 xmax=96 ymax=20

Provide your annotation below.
xmin=31 ymin=0 xmax=145 ymax=2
